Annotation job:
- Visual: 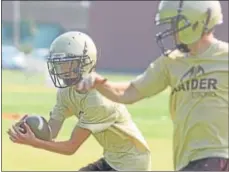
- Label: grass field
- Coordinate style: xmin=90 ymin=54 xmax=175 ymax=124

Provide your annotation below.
xmin=2 ymin=70 xmax=174 ymax=171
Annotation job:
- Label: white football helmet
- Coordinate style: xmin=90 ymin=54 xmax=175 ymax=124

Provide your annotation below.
xmin=47 ymin=31 xmax=97 ymax=88
xmin=154 ymin=1 xmax=223 ymax=55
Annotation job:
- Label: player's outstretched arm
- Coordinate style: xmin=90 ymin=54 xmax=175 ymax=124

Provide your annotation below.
xmin=75 ymin=56 xmax=169 ymax=104
xmin=95 ymin=80 xmax=145 ymax=104
xmin=75 ymin=72 xmax=144 ymax=104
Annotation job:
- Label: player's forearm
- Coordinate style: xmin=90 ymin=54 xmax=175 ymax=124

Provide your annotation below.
xmin=32 ymin=139 xmax=77 ymax=155
xmin=95 ymin=81 xmax=136 ymax=104
xmin=31 ymin=126 xmax=90 ymax=156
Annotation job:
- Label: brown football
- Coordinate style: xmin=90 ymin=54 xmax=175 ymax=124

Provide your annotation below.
xmin=17 ymin=115 xmax=52 ymax=141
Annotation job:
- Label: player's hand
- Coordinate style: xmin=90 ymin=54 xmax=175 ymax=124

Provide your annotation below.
xmin=74 ymin=72 xmax=107 ymax=92
xmin=7 ymin=123 xmax=37 ymax=146
xmin=14 ymin=114 xmax=28 ymax=127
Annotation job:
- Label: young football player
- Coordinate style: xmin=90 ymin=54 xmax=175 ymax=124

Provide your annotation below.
xmin=72 ymin=1 xmax=229 ymax=171
xmin=8 ymin=31 xmax=151 ymax=171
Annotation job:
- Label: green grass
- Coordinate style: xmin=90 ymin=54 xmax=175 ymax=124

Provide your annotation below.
xmin=2 ymin=70 xmax=173 ymax=171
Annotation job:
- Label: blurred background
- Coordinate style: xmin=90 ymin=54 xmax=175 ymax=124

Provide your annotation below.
xmin=2 ymin=1 xmax=228 ymax=74
xmin=2 ymin=1 xmax=228 ymax=171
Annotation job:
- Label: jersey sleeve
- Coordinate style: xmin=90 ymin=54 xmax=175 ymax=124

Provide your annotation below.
xmin=50 ymin=89 xmax=71 ymax=121
xmin=131 ymin=56 xmax=170 ymax=97
xmin=77 ymin=94 xmax=117 ymax=133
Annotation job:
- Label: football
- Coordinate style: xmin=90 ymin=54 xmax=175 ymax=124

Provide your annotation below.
xmin=16 ymin=115 xmax=52 ymax=141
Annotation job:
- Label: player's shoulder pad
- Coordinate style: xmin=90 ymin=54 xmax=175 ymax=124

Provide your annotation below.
xmin=214 ymin=40 xmax=229 ymax=57
xmin=166 ymin=49 xmax=186 ymax=60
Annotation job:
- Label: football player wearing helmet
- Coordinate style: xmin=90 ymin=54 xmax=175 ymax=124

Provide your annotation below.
xmin=74 ymin=1 xmax=229 ymax=171
xmin=8 ymin=31 xmax=151 ymax=171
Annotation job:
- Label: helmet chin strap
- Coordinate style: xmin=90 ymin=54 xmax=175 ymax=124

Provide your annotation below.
xmin=177 ymin=44 xmax=190 ymax=53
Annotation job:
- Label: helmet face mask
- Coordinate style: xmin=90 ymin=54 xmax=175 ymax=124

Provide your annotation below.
xmin=47 ymin=52 xmax=93 ymax=88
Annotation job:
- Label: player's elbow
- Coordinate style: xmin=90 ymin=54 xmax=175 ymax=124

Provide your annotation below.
xmin=117 ymin=96 xmax=138 ymax=105
xmin=64 ymin=146 xmax=78 ymax=155
xmin=64 ymin=142 xmax=79 ymax=155
xmin=118 ymin=93 xmax=141 ymax=105
xmin=64 ymin=150 xmax=75 ymax=156
xmin=124 ymin=100 xmax=136 ymax=104
xmin=118 ymin=84 xmax=143 ymax=104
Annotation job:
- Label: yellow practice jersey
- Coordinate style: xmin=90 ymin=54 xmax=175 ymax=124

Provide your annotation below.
xmin=50 ymin=88 xmax=151 ymax=171
xmin=131 ymin=39 xmax=228 ymax=170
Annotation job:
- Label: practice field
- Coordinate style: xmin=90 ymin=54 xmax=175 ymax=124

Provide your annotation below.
xmin=2 ymin=70 xmax=173 ymax=171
